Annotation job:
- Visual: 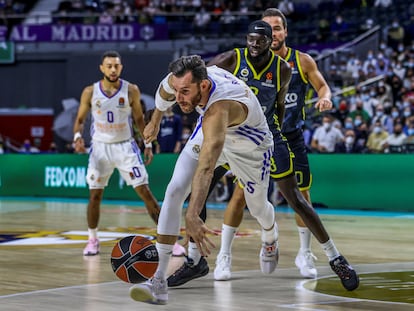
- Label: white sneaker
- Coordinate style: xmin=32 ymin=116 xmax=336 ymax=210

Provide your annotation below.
xmin=260 ymin=241 xmax=279 ymax=274
xmin=214 ymin=253 xmax=232 ymax=281
xmin=129 ymin=277 xmax=168 ymax=305
xmin=295 ymin=250 xmax=317 ymax=279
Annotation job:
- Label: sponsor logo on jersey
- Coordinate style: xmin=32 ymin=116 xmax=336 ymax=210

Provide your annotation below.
xmin=118 ymin=97 xmax=125 ymax=108
xmin=192 ymin=144 xmax=201 ymax=154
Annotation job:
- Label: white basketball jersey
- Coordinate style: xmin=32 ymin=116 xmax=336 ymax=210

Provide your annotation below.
xmin=90 ymin=79 xmax=133 ymax=143
xmin=198 ymin=66 xmax=273 ymax=152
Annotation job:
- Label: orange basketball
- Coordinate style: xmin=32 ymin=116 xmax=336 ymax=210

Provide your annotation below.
xmin=110 ymin=235 xmax=158 ymax=283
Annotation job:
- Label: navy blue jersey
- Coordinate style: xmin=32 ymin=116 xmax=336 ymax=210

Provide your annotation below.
xmin=281 ymin=48 xmax=309 ymax=134
xmin=233 ymin=48 xmax=283 ymax=135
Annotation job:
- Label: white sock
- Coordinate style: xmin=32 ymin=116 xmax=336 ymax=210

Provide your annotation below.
xmin=261 ymin=222 xmax=278 ymax=244
xmin=297 ymin=226 xmax=312 ymax=252
xmin=321 ymin=239 xmax=340 ymax=261
xmin=188 ymin=242 xmax=201 ymax=264
xmin=88 ymin=228 xmax=98 ymax=240
xmin=154 ymin=242 xmax=173 ymax=280
xmin=219 ymin=224 xmax=238 ymax=256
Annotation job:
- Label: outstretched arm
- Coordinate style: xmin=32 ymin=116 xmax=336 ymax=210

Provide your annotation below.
xmin=301 ymin=52 xmax=332 ymax=112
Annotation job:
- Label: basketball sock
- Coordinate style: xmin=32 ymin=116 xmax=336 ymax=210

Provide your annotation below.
xmin=297 ymin=226 xmax=312 ymax=252
xmin=154 ymin=242 xmax=173 ymax=280
xmin=321 ymin=239 xmax=340 ymax=261
xmin=188 ymin=242 xmax=201 ymax=265
xmin=261 ymin=222 xmax=278 ymax=244
xmin=219 ymin=224 xmax=238 ymax=255
xmin=88 ymin=228 xmax=98 ymax=240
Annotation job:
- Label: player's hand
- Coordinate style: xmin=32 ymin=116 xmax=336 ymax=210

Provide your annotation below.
xmin=143 ymin=145 xmax=153 ymax=165
xmin=73 ymin=138 xmax=86 ymax=154
xmin=184 ymin=213 xmax=216 ymax=257
xmin=143 ymin=121 xmax=160 ymax=143
xmin=315 ymin=98 xmax=332 ymax=112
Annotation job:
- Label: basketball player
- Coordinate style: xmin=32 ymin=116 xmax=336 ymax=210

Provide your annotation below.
xmin=213 ymin=10 xmax=338 ymax=280
xmin=129 ymin=55 xmax=279 ymax=305
xmin=168 ymin=19 xmax=359 ymax=292
xmin=73 ymin=50 xmax=185 ymax=257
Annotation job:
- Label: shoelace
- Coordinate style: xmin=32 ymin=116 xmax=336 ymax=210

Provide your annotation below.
xmin=303 ymin=252 xmax=317 ymax=267
xmin=331 ymin=259 xmax=351 ymax=280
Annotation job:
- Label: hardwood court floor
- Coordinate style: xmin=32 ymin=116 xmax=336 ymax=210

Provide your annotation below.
xmin=0 ymin=198 xmax=413 ymax=310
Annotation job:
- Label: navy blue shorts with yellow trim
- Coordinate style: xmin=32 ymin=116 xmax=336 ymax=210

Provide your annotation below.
xmin=284 ymin=129 xmax=312 ymax=191
xmin=270 ymin=131 xmax=295 ymax=181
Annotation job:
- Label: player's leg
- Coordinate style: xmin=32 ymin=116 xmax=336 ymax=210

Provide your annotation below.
xmin=130 ymin=151 xmax=199 ymax=304
xmin=227 ymin=147 xmax=279 ymax=275
xmin=286 ymin=129 xmax=317 ymax=278
xmin=276 ymin=159 xmax=359 ymax=290
xmin=83 ymin=141 xmax=112 ymax=256
xmin=214 ymin=183 xmax=245 ymax=280
xmin=167 ymin=164 xmax=229 ymax=286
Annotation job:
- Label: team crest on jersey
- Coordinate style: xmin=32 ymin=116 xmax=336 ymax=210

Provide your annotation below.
xmin=95 ymin=100 xmax=101 ymax=108
xmin=192 ymin=144 xmax=201 ymax=154
xmin=118 ymin=97 xmax=125 ymax=108
xmin=240 ymin=68 xmax=249 ymax=78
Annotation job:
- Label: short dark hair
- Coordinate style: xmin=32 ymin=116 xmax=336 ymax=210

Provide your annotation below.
xmin=168 ymin=55 xmax=208 ymax=83
xmin=261 ymin=8 xmax=288 ymax=30
xmin=101 ymin=50 xmax=121 ymax=63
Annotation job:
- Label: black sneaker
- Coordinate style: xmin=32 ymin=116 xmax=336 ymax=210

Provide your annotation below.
xmin=167 ymin=256 xmax=209 ymax=287
xmin=329 ymin=255 xmax=359 ymax=291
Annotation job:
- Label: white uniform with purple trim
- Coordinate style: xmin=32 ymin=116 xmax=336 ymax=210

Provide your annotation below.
xmin=157 ymin=66 xmax=275 ymax=236
xmin=86 ymin=79 xmax=148 ymax=189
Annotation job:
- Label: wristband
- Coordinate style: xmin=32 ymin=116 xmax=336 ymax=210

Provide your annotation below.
xmin=161 ymin=73 xmax=174 ymax=94
xmin=144 ymin=142 xmax=152 ymax=148
xmin=73 ymin=132 xmax=82 ymax=142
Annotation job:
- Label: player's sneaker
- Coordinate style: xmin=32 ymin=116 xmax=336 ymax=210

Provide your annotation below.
xmin=260 ymin=241 xmax=279 ymax=274
xmin=329 ymin=255 xmax=359 ymax=291
xmin=129 ymin=277 xmax=168 ymax=305
xmin=172 ymin=242 xmax=186 ymax=257
xmin=83 ymin=238 xmax=99 ymax=256
xmin=214 ymin=253 xmax=232 ymax=281
xmin=167 ymin=256 xmax=209 ymax=287
xmin=295 ymin=250 xmax=317 ymax=279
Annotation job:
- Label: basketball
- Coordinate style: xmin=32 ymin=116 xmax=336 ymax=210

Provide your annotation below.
xmin=110 ymin=235 xmax=158 ymax=283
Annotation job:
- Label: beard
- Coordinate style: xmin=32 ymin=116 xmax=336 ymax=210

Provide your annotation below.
xmin=271 ymin=39 xmax=285 ymax=52
xmin=179 ymin=86 xmax=202 ymax=114
xmin=104 ymin=74 xmax=119 ymax=83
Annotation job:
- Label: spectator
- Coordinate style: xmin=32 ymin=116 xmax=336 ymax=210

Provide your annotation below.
xmin=371 ymin=103 xmax=394 ymax=134
xmin=19 ymin=139 xmax=40 ymax=154
xmin=334 ymin=99 xmax=350 ymax=126
xmin=348 ymin=99 xmax=371 ymax=126
xmin=354 ymin=121 xmax=369 ymax=152
xmin=382 ymin=123 xmax=407 ymax=153
xmin=311 ymin=115 xmax=344 ymax=153
xmin=335 ymin=129 xmax=364 ymax=153
xmin=386 ymin=19 xmax=405 ymax=51
xmin=330 ymin=14 xmax=349 ymax=42
xmin=156 ymin=106 xmax=183 ymax=154
xmin=192 ymin=6 xmax=211 ymax=41
xmin=47 ymin=142 xmax=58 ymax=153
xmin=219 ymin=6 xmax=236 ymax=37
xmin=366 ymin=120 xmax=389 ymax=153
xmin=403 ymin=118 xmax=414 ymax=152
